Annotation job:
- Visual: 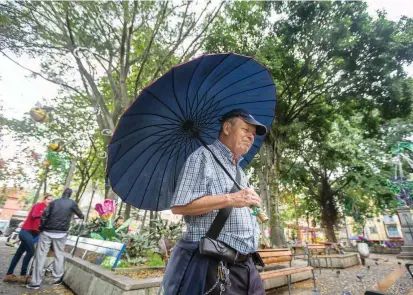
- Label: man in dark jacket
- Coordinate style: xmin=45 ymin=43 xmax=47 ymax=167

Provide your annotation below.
xmin=27 ymin=188 xmax=84 ymax=289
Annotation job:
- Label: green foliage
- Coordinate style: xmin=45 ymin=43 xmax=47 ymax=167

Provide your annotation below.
xmin=205 ymin=1 xmax=413 ymax=244
xmin=141 ymin=216 xmax=184 ymax=244
xmin=147 ymin=252 xmax=164 ymax=267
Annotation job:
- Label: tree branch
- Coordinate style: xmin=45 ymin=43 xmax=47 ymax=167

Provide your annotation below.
xmin=133 ymin=1 xmax=169 ymax=96
xmin=0 ymin=51 xmax=86 ymax=97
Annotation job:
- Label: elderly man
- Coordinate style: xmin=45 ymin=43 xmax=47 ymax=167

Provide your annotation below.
xmin=159 ymin=109 xmax=267 ymax=295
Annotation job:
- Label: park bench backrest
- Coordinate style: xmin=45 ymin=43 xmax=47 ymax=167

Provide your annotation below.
xmin=307 ymin=244 xmax=326 ymax=253
xmin=257 ymin=248 xmax=293 ymax=266
xmin=66 ymin=235 xmax=126 ymax=269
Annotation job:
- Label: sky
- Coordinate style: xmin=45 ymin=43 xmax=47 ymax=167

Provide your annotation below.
xmin=1 ymin=0 xmax=413 ymax=166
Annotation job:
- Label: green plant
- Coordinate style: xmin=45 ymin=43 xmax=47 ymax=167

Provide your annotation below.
xmin=147 ymin=252 xmax=165 ymax=267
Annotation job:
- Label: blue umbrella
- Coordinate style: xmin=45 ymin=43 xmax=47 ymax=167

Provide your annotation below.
xmin=107 ymin=53 xmax=276 ymax=211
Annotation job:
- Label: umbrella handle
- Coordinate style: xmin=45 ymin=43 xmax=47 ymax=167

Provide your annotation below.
xmin=197 ymin=137 xmax=269 ymax=223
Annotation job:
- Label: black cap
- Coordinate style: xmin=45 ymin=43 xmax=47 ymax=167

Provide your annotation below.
xmin=220 ymin=109 xmax=267 ymax=136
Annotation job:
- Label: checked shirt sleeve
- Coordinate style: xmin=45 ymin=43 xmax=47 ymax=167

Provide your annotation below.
xmin=171 ymin=149 xmax=210 ymax=207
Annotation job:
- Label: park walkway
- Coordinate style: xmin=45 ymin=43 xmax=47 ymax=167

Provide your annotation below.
xmin=267 ymin=253 xmax=413 ymax=295
xmin=0 ymin=237 xmax=73 ymax=295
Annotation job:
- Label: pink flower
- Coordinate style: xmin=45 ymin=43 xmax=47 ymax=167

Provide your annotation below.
xmin=95 ymin=203 xmax=105 ymax=215
xmin=103 ymin=199 xmax=115 ymax=213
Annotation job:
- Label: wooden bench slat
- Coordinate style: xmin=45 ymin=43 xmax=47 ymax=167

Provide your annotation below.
xmin=258 ymin=249 xmax=291 ymax=252
xmin=262 ymin=257 xmax=291 ymax=264
xmin=260 ymin=266 xmax=313 ymax=280
xmin=258 ymin=251 xmax=292 ymax=258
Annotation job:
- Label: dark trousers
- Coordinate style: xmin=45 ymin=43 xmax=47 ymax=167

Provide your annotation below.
xmin=205 ymin=257 xmax=265 ymax=295
xmin=7 ymin=229 xmax=36 ymax=276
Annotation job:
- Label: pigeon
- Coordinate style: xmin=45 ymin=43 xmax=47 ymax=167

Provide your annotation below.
xmin=342 ymin=291 xmax=353 ymax=295
xmin=357 ymin=274 xmax=364 ymax=281
xmin=367 ymin=265 xmax=371 ymax=270
xmin=375 ymin=261 xmax=379 ymax=266
xmin=336 ymin=270 xmax=341 ymax=277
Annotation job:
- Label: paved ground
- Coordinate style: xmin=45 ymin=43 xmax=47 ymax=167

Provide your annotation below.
xmin=1 ymin=236 xmax=412 ymax=295
xmin=0 ymin=237 xmax=74 ymax=295
xmin=267 ymin=253 xmax=413 ymax=295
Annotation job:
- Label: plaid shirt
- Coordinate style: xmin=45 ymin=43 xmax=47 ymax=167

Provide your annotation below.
xmin=172 ymin=140 xmax=259 ymax=254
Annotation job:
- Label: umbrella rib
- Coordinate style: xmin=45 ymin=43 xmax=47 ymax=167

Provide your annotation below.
xmin=191 ymin=54 xmax=230 ymax=120
xmin=186 ymin=56 xmax=204 ymax=118
xmin=122 ymin=130 xmax=188 ymax=201
xmin=110 ymin=123 xmax=178 ymax=145
xmin=196 ymin=84 xmax=275 ymax=123
xmin=171 ymin=67 xmax=187 ymax=119
xmin=125 ymin=137 xmax=177 ymax=206
xmin=122 ymin=112 xmax=182 ymax=124
xmin=110 ymin=127 xmax=183 ymax=187
xmin=145 ymin=89 xmax=185 ymax=122
xmin=136 ymin=146 xmax=175 ymax=208
xmin=136 ymin=131 xmax=190 ymax=209
xmin=196 ymin=97 xmax=276 ymax=127
xmin=193 ymin=58 xmax=253 ymax=120
xmin=170 ymin=136 xmax=193 ymax=193
xmin=192 ymin=69 xmax=269 ymax=122
xmin=211 ymin=83 xmax=275 ymax=105
xmin=154 ymin=134 xmax=193 ymax=210
xmin=200 ymin=99 xmax=277 ymax=126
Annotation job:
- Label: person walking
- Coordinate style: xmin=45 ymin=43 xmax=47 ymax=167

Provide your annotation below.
xmin=3 ymin=194 xmax=54 ymax=283
xmin=27 ymin=188 xmax=84 ymax=290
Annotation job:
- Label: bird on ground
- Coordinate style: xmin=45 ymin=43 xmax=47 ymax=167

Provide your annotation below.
xmin=342 ymin=291 xmax=353 ymax=295
xmin=367 ymin=265 xmax=371 ymax=270
xmin=336 ymin=270 xmax=340 ymax=277
xmin=375 ymin=261 xmax=379 ymax=266
xmin=357 ymin=274 xmax=364 ymax=281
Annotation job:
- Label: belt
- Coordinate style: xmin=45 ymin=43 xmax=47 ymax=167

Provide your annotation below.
xmin=234 ymin=252 xmax=252 ymax=262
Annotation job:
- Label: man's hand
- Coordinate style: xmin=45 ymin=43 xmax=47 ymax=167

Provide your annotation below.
xmin=230 ymin=188 xmax=261 ymax=208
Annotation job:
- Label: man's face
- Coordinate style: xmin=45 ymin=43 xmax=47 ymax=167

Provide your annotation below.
xmin=225 ymin=117 xmax=256 ymax=156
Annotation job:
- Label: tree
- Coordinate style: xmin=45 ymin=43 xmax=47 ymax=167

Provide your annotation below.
xmin=1 ymin=94 xmax=103 ymax=203
xmin=286 ymin=116 xmax=398 ymax=242
xmin=205 ymin=1 xmax=413 ymax=246
xmin=0 ymin=2 xmax=224 ymax=218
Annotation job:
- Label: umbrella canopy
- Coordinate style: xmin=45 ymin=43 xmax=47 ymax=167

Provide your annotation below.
xmin=107 ymin=53 xmax=276 ymax=211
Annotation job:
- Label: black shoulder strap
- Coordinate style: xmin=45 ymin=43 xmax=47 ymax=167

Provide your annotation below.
xmin=206 ymin=167 xmax=241 ymax=240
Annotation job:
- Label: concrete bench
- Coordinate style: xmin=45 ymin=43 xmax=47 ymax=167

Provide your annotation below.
xmin=66 ymin=235 xmax=126 ymax=269
xmin=258 ymin=248 xmax=316 ymax=295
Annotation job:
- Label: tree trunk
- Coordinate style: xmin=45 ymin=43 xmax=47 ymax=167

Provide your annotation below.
xmin=124 ymin=203 xmax=131 ymax=220
xmin=64 ymin=161 xmax=76 ymax=189
xmin=31 ymin=177 xmax=45 ymax=205
xmin=43 ymin=166 xmax=49 ymax=195
xmin=141 ymin=210 xmax=148 ymax=230
xmin=118 ymin=201 xmax=124 ymax=217
xmin=269 ymin=136 xmax=287 ymax=247
xmin=325 ymin=218 xmax=337 ymax=242
xmin=319 ymin=180 xmax=338 ymax=242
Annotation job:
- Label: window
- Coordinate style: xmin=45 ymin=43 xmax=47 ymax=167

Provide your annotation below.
xmin=386 ymin=226 xmax=400 ymax=238
xmin=383 ymin=215 xmax=397 ymax=224
xmin=369 ymin=226 xmax=378 ymax=234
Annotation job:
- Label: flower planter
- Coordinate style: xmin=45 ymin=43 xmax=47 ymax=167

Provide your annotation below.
xmin=63 ymin=254 xmax=314 ymax=294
